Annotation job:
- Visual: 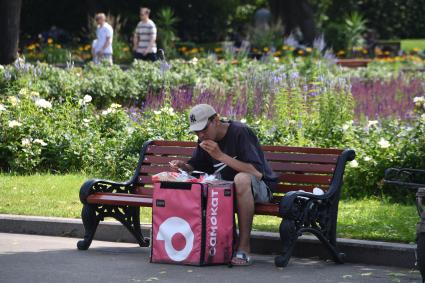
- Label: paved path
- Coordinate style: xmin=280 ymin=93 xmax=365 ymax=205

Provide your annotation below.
xmin=0 ymin=233 xmax=421 ymax=283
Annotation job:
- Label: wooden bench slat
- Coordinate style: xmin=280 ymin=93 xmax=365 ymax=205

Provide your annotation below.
xmin=87 ymin=193 xmax=153 ymax=207
xmin=151 ymin=140 xmax=197 ymax=147
xmin=262 ymin=146 xmax=343 ymax=155
xmin=278 ymin=173 xmax=332 ymax=185
xmin=144 ymin=155 xmax=190 ymax=164
xmin=269 ymin=162 xmax=335 ymax=174
xmin=254 ymin=203 xmax=280 ymax=216
xmin=146 ymin=145 xmax=195 ymax=156
xmin=264 ymin=152 xmax=338 ymax=164
xmin=140 ymin=165 xmax=172 ymax=174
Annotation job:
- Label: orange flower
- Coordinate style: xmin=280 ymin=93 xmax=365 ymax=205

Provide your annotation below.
xmin=47 ymin=38 xmax=53 ymax=45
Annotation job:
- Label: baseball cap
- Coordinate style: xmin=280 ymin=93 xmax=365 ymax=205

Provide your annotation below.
xmin=188 ymin=104 xmax=216 ymax=132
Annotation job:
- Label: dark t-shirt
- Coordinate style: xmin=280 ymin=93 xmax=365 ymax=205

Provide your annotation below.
xmin=188 ymin=121 xmax=278 ymax=191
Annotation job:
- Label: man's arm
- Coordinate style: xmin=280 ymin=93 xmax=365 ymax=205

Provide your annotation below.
xmin=133 ymin=32 xmax=138 ymax=51
xmin=200 ymin=140 xmax=262 ymax=179
xmin=169 ymin=160 xmax=194 ymax=172
xmin=98 ymin=36 xmax=111 ymax=55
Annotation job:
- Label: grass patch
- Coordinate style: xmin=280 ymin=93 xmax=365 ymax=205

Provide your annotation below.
xmin=0 ymin=174 xmax=418 ymax=243
xmin=401 ymin=39 xmax=425 ymax=51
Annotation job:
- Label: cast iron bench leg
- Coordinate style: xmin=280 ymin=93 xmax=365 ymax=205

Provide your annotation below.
xmin=275 ymin=219 xmax=298 ymax=267
xmin=77 ymin=203 xmax=100 ymax=250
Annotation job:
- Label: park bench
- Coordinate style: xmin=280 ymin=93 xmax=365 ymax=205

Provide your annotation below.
xmin=77 ymin=140 xmax=355 ymax=267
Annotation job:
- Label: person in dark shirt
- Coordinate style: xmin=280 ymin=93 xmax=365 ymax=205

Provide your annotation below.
xmin=170 ymin=104 xmax=277 ymax=266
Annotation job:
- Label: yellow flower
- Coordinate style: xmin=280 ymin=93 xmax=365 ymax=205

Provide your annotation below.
xmin=191 ymin=48 xmax=199 ymax=53
xmin=214 ymin=47 xmax=222 ymax=53
xmin=123 ymin=47 xmax=130 ymax=52
xmin=289 ymin=47 xmax=295 ymax=51
xmin=362 ymin=49 xmax=368 ymax=54
xmin=263 ymin=47 xmax=269 ymax=52
xmin=179 ymin=46 xmax=188 ymax=52
xmin=282 ymin=45 xmax=289 ymax=50
xmin=84 ymin=44 xmax=91 ymax=51
xmin=384 ymin=51 xmax=390 ymax=55
xmin=306 ymin=47 xmax=313 ymax=53
xmin=412 ymin=47 xmax=420 ymax=52
xmin=274 ymin=50 xmax=281 ymax=56
xmin=297 ymin=50 xmax=304 ymax=55
xmin=55 ymin=44 xmax=62 ymax=49
xmin=47 ymin=38 xmax=53 ymax=45
xmin=337 ymin=50 xmax=345 ymax=56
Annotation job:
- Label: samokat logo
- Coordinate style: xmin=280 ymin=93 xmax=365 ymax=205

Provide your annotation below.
xmin=190 ymin=114 xmax=197 ymax=123
xmin=156 ymin=217 xmax=194 ymax=262
xmin=209 ymin=189 xmax=219 ymax=256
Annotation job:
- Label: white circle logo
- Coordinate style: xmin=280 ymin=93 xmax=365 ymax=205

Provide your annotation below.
xmin=156 ymin=217 xmax=194 ymax=262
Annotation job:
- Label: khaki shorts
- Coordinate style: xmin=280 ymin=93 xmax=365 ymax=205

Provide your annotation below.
xmin=250 ymin=175 xmax=272 ymax=203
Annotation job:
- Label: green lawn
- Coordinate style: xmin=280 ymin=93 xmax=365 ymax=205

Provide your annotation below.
xmin=0 ymin=174 xmax=418 ymax=243
xmin=401 ymin=39 xmax=425 ymax=51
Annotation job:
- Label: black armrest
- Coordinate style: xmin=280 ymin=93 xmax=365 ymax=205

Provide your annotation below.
xmin=79 ymin=178 xmax=132 ymax=204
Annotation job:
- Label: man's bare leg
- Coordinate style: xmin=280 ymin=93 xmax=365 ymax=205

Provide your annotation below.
xmin=233 ymin=172 xmax=255 ymax=262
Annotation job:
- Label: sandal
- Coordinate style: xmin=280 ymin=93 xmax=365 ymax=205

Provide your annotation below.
xmin=231 ymin=251 xmax=252 ymax=266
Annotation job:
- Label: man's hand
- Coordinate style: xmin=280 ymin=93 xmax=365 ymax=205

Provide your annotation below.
xmin=200 ymin=140 xmax=225 ymax=161
xmin=96 ymin=50 xmax=104 ymax=57
xmin=169 ymin=160 xmax=186 ymax=172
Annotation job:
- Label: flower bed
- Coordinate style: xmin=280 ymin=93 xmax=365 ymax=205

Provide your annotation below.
xmin=1 ymin=59 xmax=425 ymax=200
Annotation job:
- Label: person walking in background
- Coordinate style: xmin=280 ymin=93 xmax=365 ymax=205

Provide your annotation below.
xmin=92 ymin=13 xmax=113 ymax=65
xmin=133 ymin=7 xmax=157 ymax=61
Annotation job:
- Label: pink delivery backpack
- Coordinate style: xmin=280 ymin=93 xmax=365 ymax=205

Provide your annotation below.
xmin=151 ymin=181 xmax=235 ymax=265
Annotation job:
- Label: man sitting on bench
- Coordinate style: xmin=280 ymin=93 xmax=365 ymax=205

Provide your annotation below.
xmin=170 ymin=104 xmax=277 ymax=266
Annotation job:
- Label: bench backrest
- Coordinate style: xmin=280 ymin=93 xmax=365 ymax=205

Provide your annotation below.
xmin=132 ymin=140 xmax=354 ymax=204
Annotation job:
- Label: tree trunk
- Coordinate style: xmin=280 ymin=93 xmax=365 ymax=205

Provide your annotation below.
xmin=0 ymin=0 xmax=23 ymax=65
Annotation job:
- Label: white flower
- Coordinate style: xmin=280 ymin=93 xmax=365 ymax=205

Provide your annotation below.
xmin=30 ymin=91 xmax=40 ymax=97
xmin=126 ymin=126 xmax=135 ymax=134
xmin=378 ymin=138 xmax=390 ymax=149
xmin=367 ymin=120 xmax=378 ymax=127
xmin=33 ymin=139 xmax=47 ymax=146
xmin=8 ymin=120 xmax=22 ymax=128
xmin=413 ymin=96 xmax=425 ymax=103
xmin=349 ymin=160 xmax=359 ymax=168
xmin=164 ymin=106 xmax=175 ymax=115
xmin=101 ymin=109 xmax=111 ymax=115
xmin=0 ymin=104 xmax=6 ymax=111
xmin=190 ymin=57 xmax=198 ymax=65
xmin=240 ymin=119 xmax=247 ymax=124
xmin=342 ymin=124 xmax=350 ymax=131
xmin=35 ymin=98 xmax=52 ymax=109
xmin=83 ymin=118 xmax=90 ymax=123
xmin=83 ymin=95 xmax=92 ymax=103
xmin=18 ymin=88 xmax=29 ymax=96
xmin=153 ymin=110 xmax=161 ymax=115
xmin=21 ymin=138 xmax=31 ymax=147
xmin=110 ymin=103 xmax=121 ymax=109
xmin=8 ymin=96 xmax=19 ymax=106
xmin=364 ymin=156 xmax=372 ymax=162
